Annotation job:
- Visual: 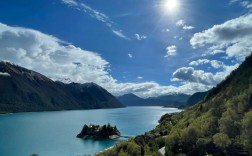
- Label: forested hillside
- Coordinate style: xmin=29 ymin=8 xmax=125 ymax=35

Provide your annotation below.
xmin=97 ymin=54 xmax=252 ymax=156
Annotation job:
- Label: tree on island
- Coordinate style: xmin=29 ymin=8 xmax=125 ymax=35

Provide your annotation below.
xmin=77 ymin=123 xmax=120 ymax=139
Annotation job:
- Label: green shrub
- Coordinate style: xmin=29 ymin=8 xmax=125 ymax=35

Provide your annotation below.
xmin=213 ymin=133 xmax=231 ymax=149
xmin=241 ymin=111 xmax=252 ymax=154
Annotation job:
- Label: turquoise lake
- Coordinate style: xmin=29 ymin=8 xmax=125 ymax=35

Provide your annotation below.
xmin=0 ymin=106 xmax=181 ymax=156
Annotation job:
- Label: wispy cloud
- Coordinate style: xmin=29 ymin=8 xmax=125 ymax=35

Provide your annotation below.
xmin=135 ymin=34 xmax=147 ymax=40
xmin=164 ymin=45 xmax=177 ymax=57
xmin=240 ymin=1 xmax=252 ymax=9
xmin=61 ymin=0 xmax=78 ymax=6
xmin=61 ymin=0 xmax=129 ymax=40
xmin=112 ymin=30 xmax=129 ymax=40
xmin=162 ymin=28 xmax=170 ymax=32
xmin=137 ymin=76 xmax=143 ymax=79
xmin=176 ymin=19 xmax=195 ymax=30
xmin=128 ymin=53 xmax=133 ymax=58
xmin=189 ymin=59 xmax=225 ymax=69
xmin=229 ymin=0 xmax=240 ymax=5
xmin=229 ymin=0 xmax=252 ymax=9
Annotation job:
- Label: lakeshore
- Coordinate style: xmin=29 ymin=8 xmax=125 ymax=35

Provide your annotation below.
xmin=0 ymin=107 xmax=181 ymax=156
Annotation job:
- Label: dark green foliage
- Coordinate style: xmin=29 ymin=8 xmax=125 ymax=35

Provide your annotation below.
xmin=98 ymin=54 xmax=252 ymax=156
xmin=77 ymin=124 xmax=120 ymax=139
xmin=96 ymin=140 xmax=143 ymax=156
xmin=0 ymin=62 xmax=124 ymax=113
xmin=213 ymin=133 xmax=231 ymax=149
xmin=241 ymin=111 xmax=252 ymax=153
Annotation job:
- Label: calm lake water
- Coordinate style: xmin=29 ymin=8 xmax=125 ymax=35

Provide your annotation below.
xmin=0 ymin=106 xmax=181 ymax=156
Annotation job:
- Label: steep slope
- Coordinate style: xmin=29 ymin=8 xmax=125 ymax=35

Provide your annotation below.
xmin=0 ymin=62 xmax=81 ymax=112
xmin=98 ymin=54 xmax=252 ymax=156
xmin=59 ymin=82 xmax=124 ymax=109
xmin=117 ymin=93 xmax=146 ymax=106
xmin=185 ymin=91 xmax=208 ymax=107
xmin=117 ymin=93 xmax=190 ymax=107
xmin=0 ymin=62 xmax=123 ymax=113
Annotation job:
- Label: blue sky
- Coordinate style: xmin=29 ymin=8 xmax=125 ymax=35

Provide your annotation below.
xmin=0 ymin=0 xmax=252 ymax=97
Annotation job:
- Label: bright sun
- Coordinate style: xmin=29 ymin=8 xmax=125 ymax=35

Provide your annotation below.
xmin=164 ymin=0 xmax=179 ymax=13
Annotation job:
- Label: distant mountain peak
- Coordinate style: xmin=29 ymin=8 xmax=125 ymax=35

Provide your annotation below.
xmin=83 ymin=82 xmax=102 ymax=88
xmin=120 ymin=93 xmax=139 ymax=97
xmin=118 ymin=93 xmax=190 ymax=107
xmin=0 ymin=61 xmax=52 ymax=82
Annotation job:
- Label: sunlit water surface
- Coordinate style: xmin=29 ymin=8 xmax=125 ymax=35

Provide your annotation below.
xmin=0 ymin=106 xmax=181 ymax=156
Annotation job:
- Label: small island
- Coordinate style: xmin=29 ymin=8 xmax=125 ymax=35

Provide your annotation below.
xmin=77 ymin=123 xmax=121 ymax=140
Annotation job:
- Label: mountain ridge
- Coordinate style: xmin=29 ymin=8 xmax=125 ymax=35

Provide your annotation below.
xmin=117 ymin=93 xmax=190 ymax=107
xmin=0 ymin=62 xmax=124 ymax=113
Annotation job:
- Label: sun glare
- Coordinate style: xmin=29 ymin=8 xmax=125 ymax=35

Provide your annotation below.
xmin=164 ymin=0 xmax=179 ymax=13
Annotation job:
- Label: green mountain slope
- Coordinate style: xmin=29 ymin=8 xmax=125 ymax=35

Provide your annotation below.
xmin=0 ymin=62 xmax=124 ymax=113
xmin=97 ymin=54 xmax=252 ymax=156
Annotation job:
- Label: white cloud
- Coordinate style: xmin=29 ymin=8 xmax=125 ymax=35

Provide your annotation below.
xmin=189 ymin=59 xmax=209 ymax=66
xmin=0 ymin=22 xmax=214 ymax=98
xmin=210 ymin=60 xmax=225 ymax=69
xmin=0 ymin=22 xmax=114 ymax=86
xmin=172 ymin=64 xmax=239 ymax=86
xmin=173 ymin=67 xmax=217 ymax=85
xmin=229 ymin=0 xmax=252 ymax=9
xmin=137 ymin=76 xmax=143 ymax=79
xmin=229 ymin=0 xmax=240 ymax=5
xmin=162 ymin=28 xmax=170 ymax=32
xmin=61 ymin=0 xmax=129 ymax=39
xmin=176 ymin=19 xmax=195 ymax=30
xmin=61 ymin=0 xmax=78 ymax=6
xmin=0 ymin=72 xmax=11 ymax=77
xmin=189 ymin=59 xmax=225 ymax=69
xmin=176 ymin=20 xmax=185 ymax=26
xmin=115 ymin=81 xmax=211 ymax=98
xmin=173 ymin=36 xmax=183 ymax=41
xmin=128 ymin=53 xmax=133 ymax=58
xmin=135 ymin=34 xmax=147 ymax=40
xmin=164 ymin=45 xmax=177 ymax=57
xmin=112 ymin=30 xmax=129 ymax=40
xmin=240 ymin=1 xmax=252 ymax=9
xmin=1 ymin=21 xmax=243 ymax=99
xmin=210 ymin=49 xmax=225 ymax=55
xmin=183 ymin=25 xmax=195 ymax=30
xmin=190 ymin=14 xmax=252 ymax=60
